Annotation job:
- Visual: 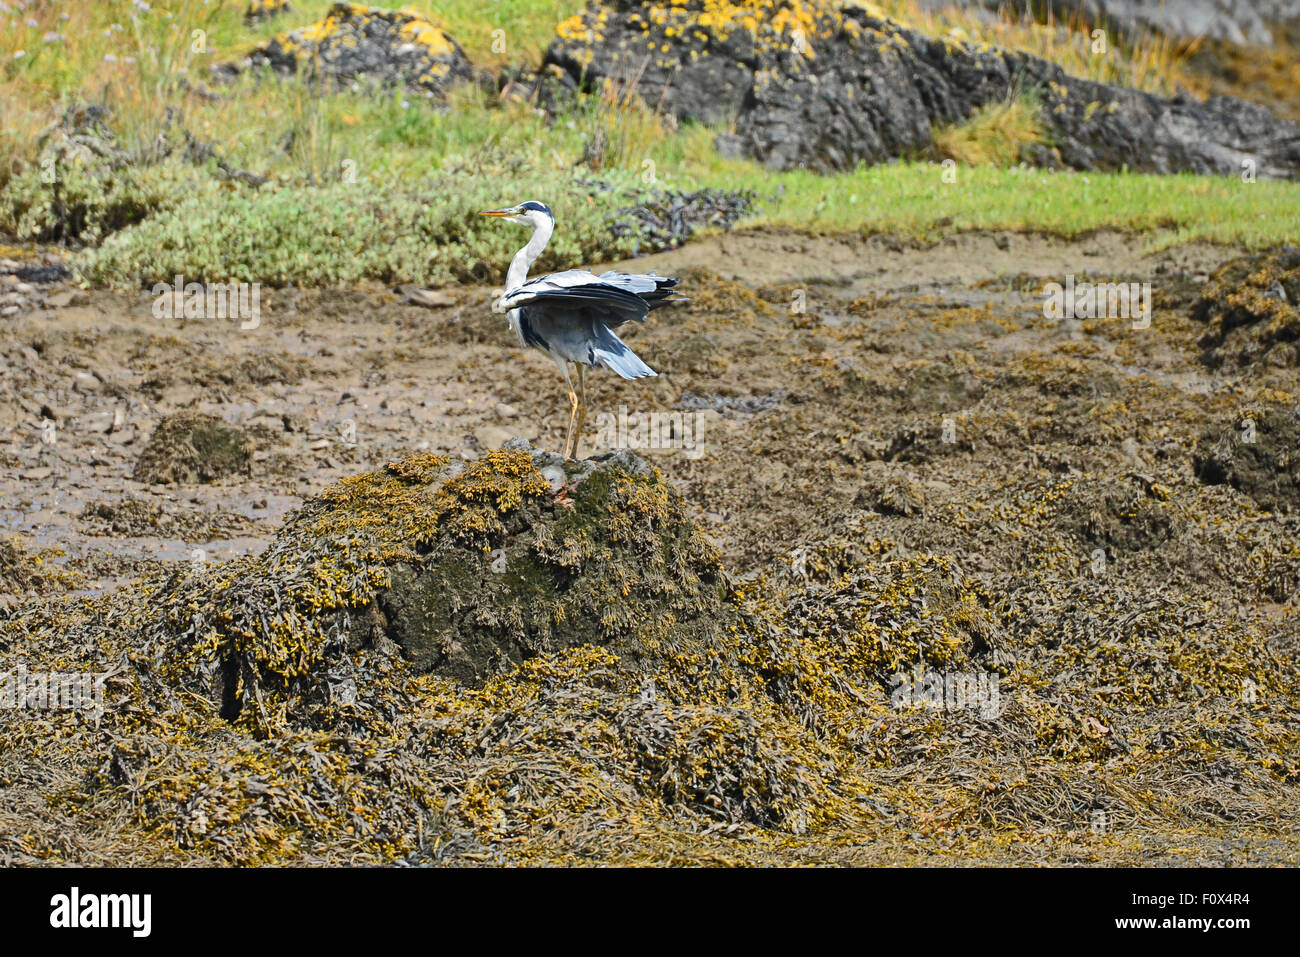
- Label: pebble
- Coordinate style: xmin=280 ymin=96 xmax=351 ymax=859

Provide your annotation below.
xmin=73 ymin=371 xmax=101 ymax=393
xmin=396 ymin=284 xmax=456 ymax=308
xmin=46 ymin=290 xmax=87 ymax=309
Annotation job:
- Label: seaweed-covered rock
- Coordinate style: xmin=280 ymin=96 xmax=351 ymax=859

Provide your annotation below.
xmin=1195 ymin=408 xmax=1300 ymax=513
xmin=332 ymin=448 xmax=731 ymax=684
xmin=132 ymin=412 xmax=254 ymax=485
xmin=0 ymin=536 xmax=76 ymax=603
xmin=543 ymin=0 xmax=1300 ymax=177
xmin=0 ymin=537 xmax=49 ymax=596
xmin=220 ymin=3 xmax=474 ymax=99
xmin=1059 ymin=474 xmax=1186 ymax=554
xmin=1192 ymin=246 xmax=1300 ymax=369
xmin=136 ymin=447 xmax=729 ymax=728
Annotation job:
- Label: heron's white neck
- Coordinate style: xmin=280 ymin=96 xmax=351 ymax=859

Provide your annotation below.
xmin=506 ymin=217 xmax=553 ymax=292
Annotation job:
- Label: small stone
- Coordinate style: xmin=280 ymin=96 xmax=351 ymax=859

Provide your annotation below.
xmin=396 ymin=284 xmax=456 ymax=308
xmin=73 ymin=371 xmax=101 ymax=393
xmin=495 ymin=402 xmax=519 ymax=419
xmin=83 ymin=412 xmax=116 ymax=433
xmin=46 ymin=290 xmax=87 ymax=308
xmin=328 ymin=677 xmax=358 ymax=707
xmin=281 ymin=412 xmax=308 ymax=433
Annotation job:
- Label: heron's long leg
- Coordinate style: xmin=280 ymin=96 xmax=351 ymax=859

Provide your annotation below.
xmin=558 ymin=360 xmax=578 ymax=460
xmin=573 ymin=364 xmax=587 ymax=460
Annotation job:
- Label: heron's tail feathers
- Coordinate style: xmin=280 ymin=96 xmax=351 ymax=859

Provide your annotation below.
xmin=590 ymin=323 xmax=657 ymax=379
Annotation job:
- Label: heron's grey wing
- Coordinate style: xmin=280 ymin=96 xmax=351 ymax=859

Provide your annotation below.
xmin=595 ymin=270 xmax=685 ymax=309
xmin=500 ymin=270 xmax=650 ymax=324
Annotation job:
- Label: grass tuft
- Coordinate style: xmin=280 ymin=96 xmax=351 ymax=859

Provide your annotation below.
xmin=933 ymin=94 xmax=1049 ymax=168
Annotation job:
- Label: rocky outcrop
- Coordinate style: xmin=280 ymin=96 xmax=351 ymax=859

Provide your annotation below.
xmin=543 ymin=0 xmax=1300 ymax=178
xmin=219 ymin=3 xmax=474 ymax=100
xmin=928 ymin=0 xmax=1299 ymax=48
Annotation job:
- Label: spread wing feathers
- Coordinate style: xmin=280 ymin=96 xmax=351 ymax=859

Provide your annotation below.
xmin=500 ymin=269 xmax=685 ymax=323
xmin=595 ymin=271 xmax=685 ymax=310
xmin=588 ymin=321 xmax=656 ymax=379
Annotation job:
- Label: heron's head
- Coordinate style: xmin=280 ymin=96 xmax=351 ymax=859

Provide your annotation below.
xmin=480 ymin=200 xmax=553 ymax=229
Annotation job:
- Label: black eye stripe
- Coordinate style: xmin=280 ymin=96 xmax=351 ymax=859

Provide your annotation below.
xmin=518 ymin=201 xmax=552 ymax=216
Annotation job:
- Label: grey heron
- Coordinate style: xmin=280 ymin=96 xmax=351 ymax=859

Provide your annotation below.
xmin=481 ymin=200 xmax=683 ymax=459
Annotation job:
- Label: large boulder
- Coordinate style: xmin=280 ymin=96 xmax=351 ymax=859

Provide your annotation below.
xmin=219 ymin=3 xmax=475 ymax=100
xmin=543 ymin=0 xmax=1300 ymax=178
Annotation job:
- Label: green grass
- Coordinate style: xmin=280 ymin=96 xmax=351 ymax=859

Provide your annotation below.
xmin=933 ymin=93 xmax=1049 ymax=169
xmin=693 ymin=157 xmax=1300 ymax=250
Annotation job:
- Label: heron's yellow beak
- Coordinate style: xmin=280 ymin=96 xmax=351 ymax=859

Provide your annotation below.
xmin=479 ymin=208 xmax=512 ymax=217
